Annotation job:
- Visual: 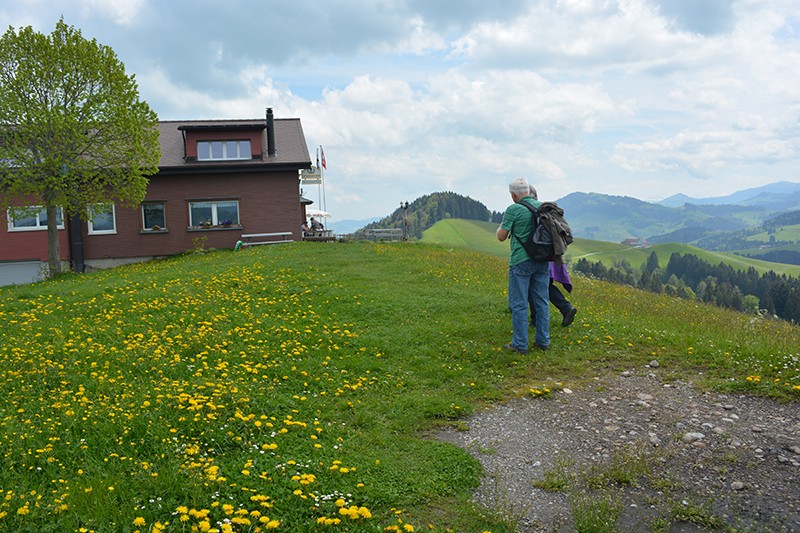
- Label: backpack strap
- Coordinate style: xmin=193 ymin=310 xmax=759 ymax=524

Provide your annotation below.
xmin=510 ymin=200 xmax=538 ymax=245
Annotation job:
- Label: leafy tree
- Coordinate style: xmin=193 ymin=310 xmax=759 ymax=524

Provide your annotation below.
xmin=743 ymin=294 xmax=760 ymax=315
xmin=0 ymin=18 xmax=160 ymax=277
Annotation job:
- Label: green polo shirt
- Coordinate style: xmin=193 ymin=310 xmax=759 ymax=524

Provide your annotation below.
xmin=500 ymin=196 xmax=542 ymax=266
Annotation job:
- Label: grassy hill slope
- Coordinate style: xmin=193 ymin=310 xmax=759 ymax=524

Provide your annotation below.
xmin=746 ymin=223 xmax=800 ymax=242
xmin=422 ymin=218 xmax=800 ymax=277
xmin=0 ymin=242 xmax=797 ymax=531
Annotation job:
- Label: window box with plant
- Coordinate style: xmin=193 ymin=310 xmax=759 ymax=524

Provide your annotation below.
xmin=188 ymin=200 xmax=241 ymax=230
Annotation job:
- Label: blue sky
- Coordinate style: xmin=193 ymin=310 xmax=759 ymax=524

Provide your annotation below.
xmin=4 ymin=0 xmax=800 ymax=224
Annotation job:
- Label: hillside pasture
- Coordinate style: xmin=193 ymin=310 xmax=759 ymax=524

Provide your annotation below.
xmin=0 ymin=242 xmax=798 ymax=532
xmin=746 ymin=223 xmax=800 ymax=243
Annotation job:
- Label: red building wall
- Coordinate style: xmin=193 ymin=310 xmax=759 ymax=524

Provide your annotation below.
xmin=79 ymin=170 xmax=301 ymax=260
xmin=0 ymin=207 xmax=70 ymax=262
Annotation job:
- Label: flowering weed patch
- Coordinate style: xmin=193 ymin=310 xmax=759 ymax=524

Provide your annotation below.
xmin=0 ymin=241 xmax=797 ymax=531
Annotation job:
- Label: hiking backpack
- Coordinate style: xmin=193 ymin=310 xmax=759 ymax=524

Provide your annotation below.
xmin=513 ymin=201 xmax=573 ymax=263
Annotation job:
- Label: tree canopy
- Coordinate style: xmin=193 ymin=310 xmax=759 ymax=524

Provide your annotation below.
xmin=0 ymin=18 xmax=160 ymax=276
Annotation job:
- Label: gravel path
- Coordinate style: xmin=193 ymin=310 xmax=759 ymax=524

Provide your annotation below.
xmin=437 ymin=370 xmax=800 ymax=532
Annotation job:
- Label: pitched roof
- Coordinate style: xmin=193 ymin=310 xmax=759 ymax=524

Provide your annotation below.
xmin=157 ymin=118 xmax=311 ymax=171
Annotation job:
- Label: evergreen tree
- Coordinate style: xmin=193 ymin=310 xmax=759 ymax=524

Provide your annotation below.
xmin=784 ymin=290 xmax=800 ymax=324
xmin=761 ymin=293 xmax=776 ymax=315
xmin=645 ymin=251 xmax=660 ymax=274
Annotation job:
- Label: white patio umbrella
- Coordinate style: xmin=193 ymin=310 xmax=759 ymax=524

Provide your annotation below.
xmin=306 ymin=208 xmax=332 ymax=218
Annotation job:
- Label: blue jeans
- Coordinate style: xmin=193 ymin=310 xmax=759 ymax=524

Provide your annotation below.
xmin=508 ymin=260 xmax=550 ymax=349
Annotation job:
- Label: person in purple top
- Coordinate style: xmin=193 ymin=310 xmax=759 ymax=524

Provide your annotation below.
xmin=527 ymin=185 xmax=578 ymax=328
xmin=534 ymin=261 xmax=578 ymax=327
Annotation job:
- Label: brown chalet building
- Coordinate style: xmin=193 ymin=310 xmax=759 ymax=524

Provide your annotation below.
xmin=1 ymin=108 xmax=312 ymax=284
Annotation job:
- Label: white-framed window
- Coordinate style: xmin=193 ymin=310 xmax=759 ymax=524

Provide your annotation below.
xmin=142 ymin=202 xmax=166 ymax=231
xmin=7 ymin=206 xmax=64 ymax=231
xmin=189 ymin=200 xmax=240 ymax=228
xmin=197 ymin=140 xmax=252 ymax=161
xmin=88 ymin=204 xmax=116 ymax=235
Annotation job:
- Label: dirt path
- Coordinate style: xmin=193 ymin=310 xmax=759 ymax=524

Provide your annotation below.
xmin=437 ymin=371 xmax=800 ymax=532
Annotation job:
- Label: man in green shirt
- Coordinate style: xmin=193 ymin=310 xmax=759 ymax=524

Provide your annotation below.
xmin=496 ymin=177 xmax=551 ymax=353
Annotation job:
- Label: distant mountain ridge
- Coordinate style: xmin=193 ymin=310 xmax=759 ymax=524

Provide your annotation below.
xmin=657 ymin=180 xmax=800 ymax=207
xmin=556 ymin=181 xmax=800 ymax=244
xmin=329 ymin=217 xmax=381 ymax=234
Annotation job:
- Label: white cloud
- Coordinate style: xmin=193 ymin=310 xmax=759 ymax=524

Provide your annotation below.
xmin=81 ymin=0 xmax=146 ymax=26
xmin=377 ymin=16 xmax=448 ymax=55
xmin=3 ymin=0 xmax=800 ymax=220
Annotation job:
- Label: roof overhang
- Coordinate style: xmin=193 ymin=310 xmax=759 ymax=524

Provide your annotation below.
xmin=177 ymin=124 xmax=266 ymax=131
xmin=156 ymin=162 xmax=310 ymax=175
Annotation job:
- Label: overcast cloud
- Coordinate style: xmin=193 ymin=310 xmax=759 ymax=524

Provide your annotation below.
xmin=3 ymin=0 xmax=799 ymax=222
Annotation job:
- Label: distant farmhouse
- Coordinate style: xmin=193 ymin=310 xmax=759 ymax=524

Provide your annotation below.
xmin=1 ymin=109 xmax=312 ymax=284
xmin=621 ymin=238 xmax=650 ymax=248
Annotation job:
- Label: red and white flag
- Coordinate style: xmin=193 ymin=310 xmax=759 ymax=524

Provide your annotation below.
xmin=320 ymin=146 xmax=327 ymax=170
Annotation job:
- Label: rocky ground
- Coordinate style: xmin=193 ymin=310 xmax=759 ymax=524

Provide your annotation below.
xmin=437 ymin=369 xmax=800 ymax=532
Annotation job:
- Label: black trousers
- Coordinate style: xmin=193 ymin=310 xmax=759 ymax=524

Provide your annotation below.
xmin=530 ymin=281 xmax=571 ymax=318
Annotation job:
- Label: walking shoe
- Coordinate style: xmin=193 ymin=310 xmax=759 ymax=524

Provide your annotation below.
xmin=533 ymin=343 xmax=550 ymax=351
xmin=502 ymin=343 xmax=529 ymax=355
xmin=562 ymin=307 xmax=578 ymax=327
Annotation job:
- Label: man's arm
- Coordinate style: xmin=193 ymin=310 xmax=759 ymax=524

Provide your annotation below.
xmin=497 ymin=227 xmax=509 ymax=242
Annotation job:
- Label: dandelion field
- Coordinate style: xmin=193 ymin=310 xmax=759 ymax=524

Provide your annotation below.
xmin=1 ymin=242 xmax=798 ymax=532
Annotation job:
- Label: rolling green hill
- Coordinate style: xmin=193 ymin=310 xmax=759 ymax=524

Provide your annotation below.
xmin=421 ymin=218 xmax=800 ymax=277
xmin=745 ymin=223 xmax=800 ymax=243
xmin=556 ymin=191 xmax=767 ymax=243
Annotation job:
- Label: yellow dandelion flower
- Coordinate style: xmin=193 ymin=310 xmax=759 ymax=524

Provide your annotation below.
xmin=133 ymin=517 xmax=146 ymax=527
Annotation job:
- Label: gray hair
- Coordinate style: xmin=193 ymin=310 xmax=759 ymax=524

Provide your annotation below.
xmin=529 ymin=185 xmax=538 ymax=200
xmin=509 ymin=177 xmax=530 ymax=197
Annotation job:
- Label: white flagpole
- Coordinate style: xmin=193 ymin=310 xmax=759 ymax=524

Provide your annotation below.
xmin=314 ymin=146 xmax=322 ymax=212
xmin=320 ymin=145 xmax=327 ymax=213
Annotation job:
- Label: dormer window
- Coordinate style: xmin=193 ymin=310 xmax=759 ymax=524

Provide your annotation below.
xmin=197 ymin=140 xmax=252 ymax=161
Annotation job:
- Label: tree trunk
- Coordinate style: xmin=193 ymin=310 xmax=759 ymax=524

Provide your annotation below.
xmin=46 ymin=202 xmax=62 ymax=278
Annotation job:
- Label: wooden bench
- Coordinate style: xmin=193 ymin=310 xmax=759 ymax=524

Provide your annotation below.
xmin=236 ymin=232 xmax=293 ymax=249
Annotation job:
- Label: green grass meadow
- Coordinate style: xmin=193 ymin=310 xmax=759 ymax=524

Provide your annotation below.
xmin=1 ymin=241 xmax=799 ymax=532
